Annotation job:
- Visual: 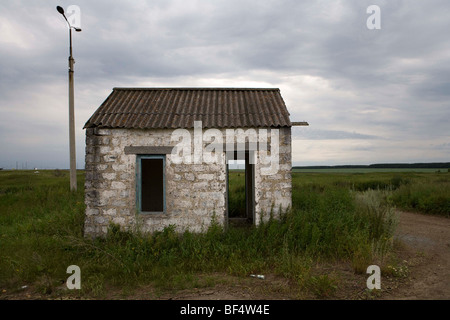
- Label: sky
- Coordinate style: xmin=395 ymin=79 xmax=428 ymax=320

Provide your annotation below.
xmin=0 ymin=0 xmax=449 ymax=169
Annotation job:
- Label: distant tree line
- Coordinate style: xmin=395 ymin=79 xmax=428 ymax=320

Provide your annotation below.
xmin=293 ymin=162 xmax=450 ymax=169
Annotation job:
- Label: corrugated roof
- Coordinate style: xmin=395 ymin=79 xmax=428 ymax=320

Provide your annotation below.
xmin=84 ymin=87 xmax=292 ymax=129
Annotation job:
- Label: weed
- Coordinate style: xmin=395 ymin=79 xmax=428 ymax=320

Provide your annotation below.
xmin=300 ymin=274 xmax=338 ymax=299
xmin=362 ymin=288 xmax=383 ymax=299
xmin=391 ymin=181 xmax=450 ymax=217
xmin=384 ymin=264 xmax=410 ymax=278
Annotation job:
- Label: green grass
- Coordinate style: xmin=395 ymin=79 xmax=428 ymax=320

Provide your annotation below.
xmin=391 ymin=180 xmax=450 ymax=217
xmin=227 ymin=170 xmax=246 ymax=218
xmin=290 ymin=171 xmax=449 ymax=217
xmin=0 ymin=170 xmax=85 ymax=294
xmin=0 ymin=169 xmax=448 ymax=298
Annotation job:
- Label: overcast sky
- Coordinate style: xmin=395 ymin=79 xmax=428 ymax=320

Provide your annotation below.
xmin=0 ymin=0 xmax=449 ymax=169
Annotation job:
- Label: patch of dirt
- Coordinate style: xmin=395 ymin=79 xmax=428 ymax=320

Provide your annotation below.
xmin=380 ymin=211 xmax=450 ymax=300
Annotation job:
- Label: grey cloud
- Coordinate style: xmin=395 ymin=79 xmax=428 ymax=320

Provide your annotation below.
xmin=0 ymin=0 xmax=449 ymax=168
xmin=292 ymin=127 xmax=382 ymax=140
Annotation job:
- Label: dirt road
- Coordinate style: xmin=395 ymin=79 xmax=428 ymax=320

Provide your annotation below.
xmin=382 ymin=211 xmax=450 ymax=299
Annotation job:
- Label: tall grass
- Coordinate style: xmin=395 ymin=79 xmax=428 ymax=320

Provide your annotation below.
xmin=68 ymin=181 xmax=395 ymax=294
xmin=0 ymin=170 xmax=85 ymax=293
xmin=294 ymin=172 xmax=449 ymax=217
xmin=391 ymin=180 xmax=450 ymax=217
xmin=0 ymin=169 xmax=429 ymax=298
xmin=227 ymin=170 xmax=246 ymax=218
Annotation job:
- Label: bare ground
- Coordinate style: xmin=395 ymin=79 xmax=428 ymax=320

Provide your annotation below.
xmin=380 ymin=211 xmax=450 ymax=300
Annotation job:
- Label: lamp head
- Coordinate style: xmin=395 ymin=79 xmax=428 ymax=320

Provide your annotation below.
xmin=56 ymin=6 xmax=65 ymax=15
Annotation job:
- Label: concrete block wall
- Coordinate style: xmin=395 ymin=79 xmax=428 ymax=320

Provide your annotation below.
xmin=84 ymin=127 xmax=291 ymax=238
xmin=254 ymin=127 xmax=292 ymax=224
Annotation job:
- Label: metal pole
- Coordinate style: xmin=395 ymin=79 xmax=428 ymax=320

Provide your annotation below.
xmin=68 ymin=27 xmax=77 ymax=191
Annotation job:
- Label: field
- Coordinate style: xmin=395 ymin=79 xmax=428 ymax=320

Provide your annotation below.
xmin=0 ymin=169 xmax=449 ymax=299
xmin=292 ymin=168 xmax=447 ymax=173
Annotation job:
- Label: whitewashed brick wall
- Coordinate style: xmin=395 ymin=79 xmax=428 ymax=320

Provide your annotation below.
xmin=84 ymin=127 xmax=291 ymax=238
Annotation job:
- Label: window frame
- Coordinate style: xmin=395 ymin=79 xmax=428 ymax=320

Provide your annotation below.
xmin=136 ymin=154 xmax=166 ymax=214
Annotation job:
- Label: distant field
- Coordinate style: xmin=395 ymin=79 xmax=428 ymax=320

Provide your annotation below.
xmin=292 ymin=168 xmax=447 ymax=173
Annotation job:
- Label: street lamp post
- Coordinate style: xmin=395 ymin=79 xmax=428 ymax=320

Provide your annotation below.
xmin=57 ymin=6 xmax=81 ymax=191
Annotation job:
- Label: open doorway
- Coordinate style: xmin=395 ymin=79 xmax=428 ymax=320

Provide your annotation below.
xmin=226 ymin=151 xmax=255 ymax=227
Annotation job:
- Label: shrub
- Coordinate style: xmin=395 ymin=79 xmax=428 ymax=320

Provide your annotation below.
xmin=353 ymin=189 xmax=397 ymax=241
xmin=53 ymin=169 xmax=66 ymax=177
xmin=391 ymin=181 xmax=450 ymax=217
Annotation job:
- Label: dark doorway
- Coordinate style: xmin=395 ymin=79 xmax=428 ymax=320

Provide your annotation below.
xmin=140 ymin=157 xmax=164 ymax=212
xmin=227 ymin=160 xmax=246 ymax=219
